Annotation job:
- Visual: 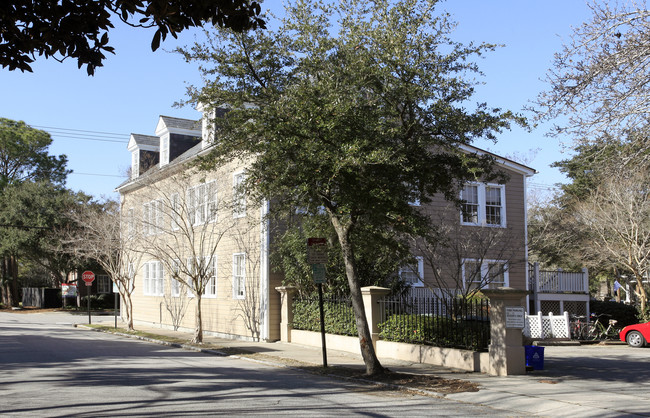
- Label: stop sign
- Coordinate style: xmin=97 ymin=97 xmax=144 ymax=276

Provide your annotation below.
xmin=82 ymin=270 xmax=95 ymax=286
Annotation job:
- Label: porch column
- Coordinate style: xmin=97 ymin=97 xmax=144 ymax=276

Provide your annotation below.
xmin=275 ymin=286 xmax=297 ymax=342
xmin=482 ymin=287 xmax=530 ymax=376
xmin=361 ymin=286 xmax=390 ymax=348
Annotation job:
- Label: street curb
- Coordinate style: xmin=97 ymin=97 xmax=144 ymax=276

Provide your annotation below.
xmin=74 ymin=324 xmax=451 ymax=399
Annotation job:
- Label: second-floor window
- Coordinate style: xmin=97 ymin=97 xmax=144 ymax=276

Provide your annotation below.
xmin=171 ymin=193 xmax=180 ymax=230
xmin=233 ymin=172 xmax=246 ymax=218
xmin=143 ymin=200 xmax=164 ymax=235
xmin=188 ymin=181 xmax=217 ymax=225
xmin=127 ymin=208 xmax=135 ymax=237
xmin=461 ymin=183 xmax=505 ymax=227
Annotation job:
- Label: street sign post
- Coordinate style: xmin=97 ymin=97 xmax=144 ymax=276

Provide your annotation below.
xmin=81 ymin=270 xmax=94 ymax=324
xmin=307 ymin=238 xmax=328 ymax=367
xmin=82 ymin=270 xmax=95 ymax=286
xmin=307 ymin=238 xmax=328 ymax=264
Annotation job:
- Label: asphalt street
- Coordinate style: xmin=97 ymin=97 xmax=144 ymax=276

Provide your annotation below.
xmin=0 ymin=311 xmax=510 ymax=417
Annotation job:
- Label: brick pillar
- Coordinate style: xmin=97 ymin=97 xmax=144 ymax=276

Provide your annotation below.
xmin=275 ymin=286 xmax=297 ymax=342
xmin=482 ymin=287 xmax=530 ymax=376
xmin=361 ymin=286 xmax=390 ymax=348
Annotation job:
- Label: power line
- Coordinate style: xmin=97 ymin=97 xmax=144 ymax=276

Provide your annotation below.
xmin=31 ymin=125 xmax=130 ymax=144
xmin=32 ymin=125 xmax=128 ymax=139
xmin=70 ymin=172 xmax=126 ymax=178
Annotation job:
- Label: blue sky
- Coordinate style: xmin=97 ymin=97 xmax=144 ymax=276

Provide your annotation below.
xmin=0 ymin=0 xmax=591 ymax=200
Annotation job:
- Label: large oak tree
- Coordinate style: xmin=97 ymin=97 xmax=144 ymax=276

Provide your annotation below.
xmin=180 ymin=0 xmax=518 ymax=375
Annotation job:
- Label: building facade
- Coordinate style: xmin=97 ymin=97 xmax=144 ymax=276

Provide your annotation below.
xmin=117 ymin=111 xmax=535 ymax=342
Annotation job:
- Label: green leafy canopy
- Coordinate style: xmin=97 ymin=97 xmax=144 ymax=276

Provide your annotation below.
xmin=182 ymin=0 xmax=519 ymax=229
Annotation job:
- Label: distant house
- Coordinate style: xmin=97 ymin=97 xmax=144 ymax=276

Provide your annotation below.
xmin=116 ymin=110 xmax=536 ymax=342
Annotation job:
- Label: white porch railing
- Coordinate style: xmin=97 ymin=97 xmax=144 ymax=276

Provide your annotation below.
xmin=523 ymin=311 xmax=571 ymax=339
xmin=530 ymin=262 xmax=589 ymax=293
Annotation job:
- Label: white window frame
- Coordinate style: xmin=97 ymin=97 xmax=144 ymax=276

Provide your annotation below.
xmin=186 ymin=257 xmax=196 ymax=298
xmin=171 ymin=193 xmax=180 ymax=231
xmin=127 ymin=208 xmax=135 ymax=237
xmin=207 ymin=181 xmax=218 ymax=223
xmin=160 ymin=135 xmax=169 ymax=166
xmin=233 ymin=172 xmax=246 ymax=218
xmin=142 ymin=199 xmax=164 ymax=235
xmin=143 ymin=260 xmax=164 ymax=296
xmin=170 ymin=259 xmax=181 ymax=297
xmin=187 ymin=181 xmax=217 ymax=226
xmin=131 ymin=151 xmax=139 ymax=178
xmin=399 ymin=256 xmax=424 ymax=287
xmin=204 ymin=256 xmax=217 ymax=298
xmin=462 ymin=259 xmax=509 ymax=290
xmin=233 ymin=253 xmax=246 ymax=299
xmin=460 ymin=183 xmax=506 ymax=227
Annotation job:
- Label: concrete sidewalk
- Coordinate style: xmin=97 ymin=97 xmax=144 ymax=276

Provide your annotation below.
xmin=91 ymin=319 xmax=650 ymax=417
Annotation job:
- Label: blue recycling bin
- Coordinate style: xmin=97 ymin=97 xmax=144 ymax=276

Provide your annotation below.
xmin=525 ymin=345 xmax=544 ymax=370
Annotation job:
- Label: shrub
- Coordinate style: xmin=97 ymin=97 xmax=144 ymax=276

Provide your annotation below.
xmin=80 ymin=293 xmax=117 ymax=310
xmin=590 ymin=300 xmax=639 ymax=327
xmin=292 ymin=298 xmax=357 ymax=336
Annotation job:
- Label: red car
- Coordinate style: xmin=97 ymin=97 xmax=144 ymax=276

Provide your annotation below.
xmin=619 ymin=322 xmax=650 ymax=347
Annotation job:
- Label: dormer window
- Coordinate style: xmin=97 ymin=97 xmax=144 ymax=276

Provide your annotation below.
xmin=155 ymin=116 xmax=201 ymax=167
xmin=128 ymin=134 xmax=159 ymax=179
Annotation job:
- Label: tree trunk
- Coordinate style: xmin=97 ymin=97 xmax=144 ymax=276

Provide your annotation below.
xmin=121 ymin=288 xmax=134 ymax=331
xmin=2 ymin=255 xmax=20 ymax=307
xmin=1 ymin=256 xmax=8 ymax=307
xmin=330 ymin=214 xmax=384 ymax=376
xmin=636 ymin=278 xmax=648 ymax=320
xmin=193 ymin=294 xmax=203 ymax=343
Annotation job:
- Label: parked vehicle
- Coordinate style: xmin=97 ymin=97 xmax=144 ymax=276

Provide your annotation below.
xmin=619 ymin=322 xmax=650 ymax=347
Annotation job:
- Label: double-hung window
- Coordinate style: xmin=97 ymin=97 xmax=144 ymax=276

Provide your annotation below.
xmin=143 ymin=261 xmax=164 ymax=296
xmin=399 ymin=256 xmax=424 ymax=287
xmin=207 ymin=182 xmax=218 ymax=222
xmin=142 ymin=200 xmax=164 ymax=235
xmin=127 ymin=208 xmax=135 ymax=237
xmin=233 ymin=253 xmax=246 ymax=299
xmin=97 ymin=274 xmax=111 ymax=294
xmin=461 ymin=183 xmax=505 ymax=227
xmin=233 ymin=173 xmax=246 ymax=218
xmin=171 ymin=193 xmax=180 ymax=231
xmin=187 ymin=181 xmax=217 ymax=225
xmin=204 ymin=256 xmax=217 ymax=297
xmin=462 ymin=259 xmax=508 ymax=290
xmin=170 ymin=259 xmax=181 ymax=297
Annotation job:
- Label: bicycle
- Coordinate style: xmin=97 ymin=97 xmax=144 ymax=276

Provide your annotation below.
xmin=570 ymin=315 xmax=588 ymax=340
xmin=581 ymin=313 xmax=620 ymax=340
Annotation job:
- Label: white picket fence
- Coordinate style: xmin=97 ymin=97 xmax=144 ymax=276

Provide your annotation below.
xmin=523 ymin=311 xmax=571 ymax=339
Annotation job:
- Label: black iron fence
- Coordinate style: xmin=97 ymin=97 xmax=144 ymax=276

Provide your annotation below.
xmin=290 ymin=290 xmax=490 ymax=351
xmin=378 ymin=294 xmax=490 ymax=351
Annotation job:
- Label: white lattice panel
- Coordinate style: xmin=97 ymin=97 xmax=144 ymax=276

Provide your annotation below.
xmin=524 ymin=311 xmax=570 ymax=339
